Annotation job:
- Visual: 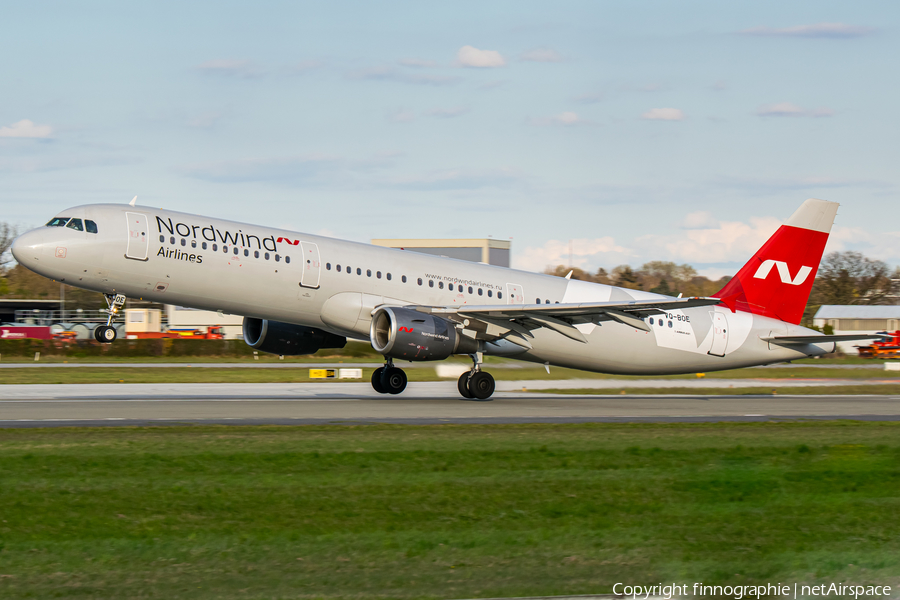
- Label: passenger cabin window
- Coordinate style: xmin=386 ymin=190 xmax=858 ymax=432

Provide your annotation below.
xmin=376 ymin=271 xmax=381 ymax=279
xmin=417 ymin=278 xmax=422 ymax=285
xmin=439 ymin=282 xmax=444 ymax=289
xmin=285 ymin=256 xmax=290 ymax=264
xmin=498 ymin=292 xmax=502 ymax=299
xmin=386 ymin=273 xmax=391 ymax=281
xmin=159 ymin=235 xmax=165 ymax=242
xmin=336 ymin=265 xmax=341 ymax=272
xmin=326 ymin=263 xmax=332 ymax=270
xmin=202 ymin=242 xmax=207 ymax=250
xmin=487 ymin=290 xmax=492 ymax=297
xmin=401 ymin=275 xmax=407 ymax=283
xmin=429 ymin=280 xmax=434 ymax=288
xmin=66 ymin=218 xmax=84 ymax=232
xmin=46 ymin=217 xmax=71 ymax=227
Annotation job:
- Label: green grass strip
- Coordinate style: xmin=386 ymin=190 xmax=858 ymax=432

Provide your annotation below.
xmin=1 ymin=422 xmax=900 ymax=598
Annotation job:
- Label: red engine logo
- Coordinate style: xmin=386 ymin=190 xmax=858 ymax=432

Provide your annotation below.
xmin=398 ymin=326 xmax=414 ymax=333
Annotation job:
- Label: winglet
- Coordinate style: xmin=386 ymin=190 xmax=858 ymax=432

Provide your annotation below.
xmin=565 ymin=270 xmax=573 ymax=280
xmin=129 ymin=196 xmax=137 ymax=207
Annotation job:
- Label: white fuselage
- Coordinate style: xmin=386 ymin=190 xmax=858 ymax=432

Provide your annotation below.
xmin=11 ymin=204 xmax=830 ymax=374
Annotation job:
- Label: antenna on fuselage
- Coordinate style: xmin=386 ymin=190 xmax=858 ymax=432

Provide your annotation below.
xmin=129 ymin=196 xmax=137 ymax=207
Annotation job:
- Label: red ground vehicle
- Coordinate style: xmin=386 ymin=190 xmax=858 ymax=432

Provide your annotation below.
xmin=128 ymin=326 xmax=225 ymax=340
xmin=857 ymin=331 xmax=900 ymax=359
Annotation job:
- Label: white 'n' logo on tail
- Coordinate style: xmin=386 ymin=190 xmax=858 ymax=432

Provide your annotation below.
xmin=753 ymin=260 xmax=812 ymax=285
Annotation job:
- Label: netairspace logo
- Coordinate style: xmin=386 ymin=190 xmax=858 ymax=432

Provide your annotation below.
xmin=613 ymin=582 xmax=893 ymax=600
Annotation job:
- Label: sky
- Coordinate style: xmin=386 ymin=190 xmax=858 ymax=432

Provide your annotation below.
xmin=2 ymin=1 xmax=898 ymax=278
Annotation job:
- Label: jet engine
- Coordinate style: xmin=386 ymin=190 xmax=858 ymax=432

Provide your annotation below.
xmin=370 ymin=306 xmax=477 ymax=361
xmin=242 ymin=317 xmax=346 ymax=356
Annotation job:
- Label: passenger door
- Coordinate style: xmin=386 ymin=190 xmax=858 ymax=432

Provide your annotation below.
xmin=506 ymin=283 xmax=524 ymax=304
xmin=299 ymin=242 xmax=321 ymax=289
xmin=125 ymin=212 xmax=149 ymax=261
xmin=708 ymin=312 xmax=728 ymax=357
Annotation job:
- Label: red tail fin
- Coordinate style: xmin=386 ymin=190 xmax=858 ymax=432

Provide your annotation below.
xmin=715 ymin=198 xmax=838 ymax=324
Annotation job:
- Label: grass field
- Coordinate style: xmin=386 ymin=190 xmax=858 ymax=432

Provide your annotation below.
xmin=1 ymin=364 xmax=898 ymax=385
xmin=1 ymin=423 xmax=899 ymax=599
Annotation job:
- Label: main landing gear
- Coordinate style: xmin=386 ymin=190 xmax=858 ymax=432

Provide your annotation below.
xmin=94 ymin=293 xmax=125 ymax=344
xmin=457 ymin=353 xmax=495 ymax=400
xmin=371 ymin=359 xmax=408 ymax=395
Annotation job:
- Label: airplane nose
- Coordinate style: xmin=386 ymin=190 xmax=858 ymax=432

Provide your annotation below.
xmin=10 ymin=229 xmax=44 ymax=265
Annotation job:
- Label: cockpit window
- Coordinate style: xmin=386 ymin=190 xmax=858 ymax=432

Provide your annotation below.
xmin=85 ymin=220 xmax=98 ymax=234
xmin=46 ymin=217 xmax=70 ymax=227
xmin=66 ymin=218 xmax=84 ymax=232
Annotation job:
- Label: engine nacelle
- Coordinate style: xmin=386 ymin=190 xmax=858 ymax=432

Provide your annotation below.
xmin=242 ymin=317 xmax=346 ymax=356
xmin=370 ymin=306 xmax=477 ymax=361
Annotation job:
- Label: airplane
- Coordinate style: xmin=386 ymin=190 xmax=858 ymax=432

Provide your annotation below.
xmin=10 ymin=198 xmax=876 ymax=399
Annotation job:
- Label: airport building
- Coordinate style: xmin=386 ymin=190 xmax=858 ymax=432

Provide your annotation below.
xmin=813 ymin=305 xmax=900 ymax=352
xmin=371 ymin=238 xmax=511 ymax=267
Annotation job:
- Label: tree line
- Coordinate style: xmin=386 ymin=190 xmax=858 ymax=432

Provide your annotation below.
xmin=545 ymin=252 xmax=900 ymax=323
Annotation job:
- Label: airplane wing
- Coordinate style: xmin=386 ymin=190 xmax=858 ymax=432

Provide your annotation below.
xmin=412 ymin=297 xmax=722 ymax=348
xmin=761 ymin=333 xmax=888 ymax=346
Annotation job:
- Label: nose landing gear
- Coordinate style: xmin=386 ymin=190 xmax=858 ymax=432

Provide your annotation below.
xmin=94 ymin=293 xmax=126 ymax=344
xmin=457 ymin=352 xmax=495 ymax=400
xmin=371 ymin=359 xmax=408 ymax=395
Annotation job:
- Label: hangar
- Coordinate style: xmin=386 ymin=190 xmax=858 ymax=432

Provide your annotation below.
xmin=813 ymin=305 xmax=900 ymax=352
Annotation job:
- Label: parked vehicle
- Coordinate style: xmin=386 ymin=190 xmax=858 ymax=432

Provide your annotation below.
xmin=857 ymin=331 xmax=900 ymax=359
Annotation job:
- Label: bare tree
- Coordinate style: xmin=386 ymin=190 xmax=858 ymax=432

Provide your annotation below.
xmin=811 ymin=251 xmax=893 ymax=306
xmin=0 ymin=222 xmax=18 ymax=271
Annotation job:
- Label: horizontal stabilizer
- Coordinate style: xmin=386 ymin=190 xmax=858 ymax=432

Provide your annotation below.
xmin=762 ymin=334 xmax=886 ymax=346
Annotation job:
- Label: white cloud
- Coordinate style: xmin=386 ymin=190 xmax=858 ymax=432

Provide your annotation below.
xmin=681 ymin=211 xmax=720 ymax=230
xmin=386 ymin=108 xmax=416 ymax=123
xmin=398 ymin=58 xmax=438 ymax=68
xmin=456 ymin=45 xmax=506 ymax=68
xmin=756 ymin=102 xmax=834 ymax=118
xmin=0 ymin=119 xmax=53 ymax=138
xmin=195 ymin=59 xmax=263 ymax=78
xmin=424 ymin=107 xmax=469 ymax=118
xmin=740 ymin=23 xmax=876 ymax=39
xmin=516 ymin=237 xmax=634 ymax=273
xmin=520 ymin=47 xmax=563 ymax=62
xmin=637 ymin=216 xmax=783 ymax=264
xmin=641 ymin=108 xmax=685 ymax=121
xmin=528 ymin=111 xmax=593 ymax=126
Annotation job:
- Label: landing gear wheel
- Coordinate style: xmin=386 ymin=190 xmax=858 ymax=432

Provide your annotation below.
xmin=468 ymin=371 xmax=495 ymax=400
xmin=94 ymin=325 xmax=117 ymax=344
xmin=371 ymin=367 xmax=387 ymax=394
xmin=381 ymin=367 xmax=407 ymax=395
xmin=457 ymin=372 xmax=473 ymax=399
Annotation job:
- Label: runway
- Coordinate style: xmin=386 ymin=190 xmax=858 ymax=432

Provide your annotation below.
xmin=1 ymin=381 xmax=899 ymax=427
